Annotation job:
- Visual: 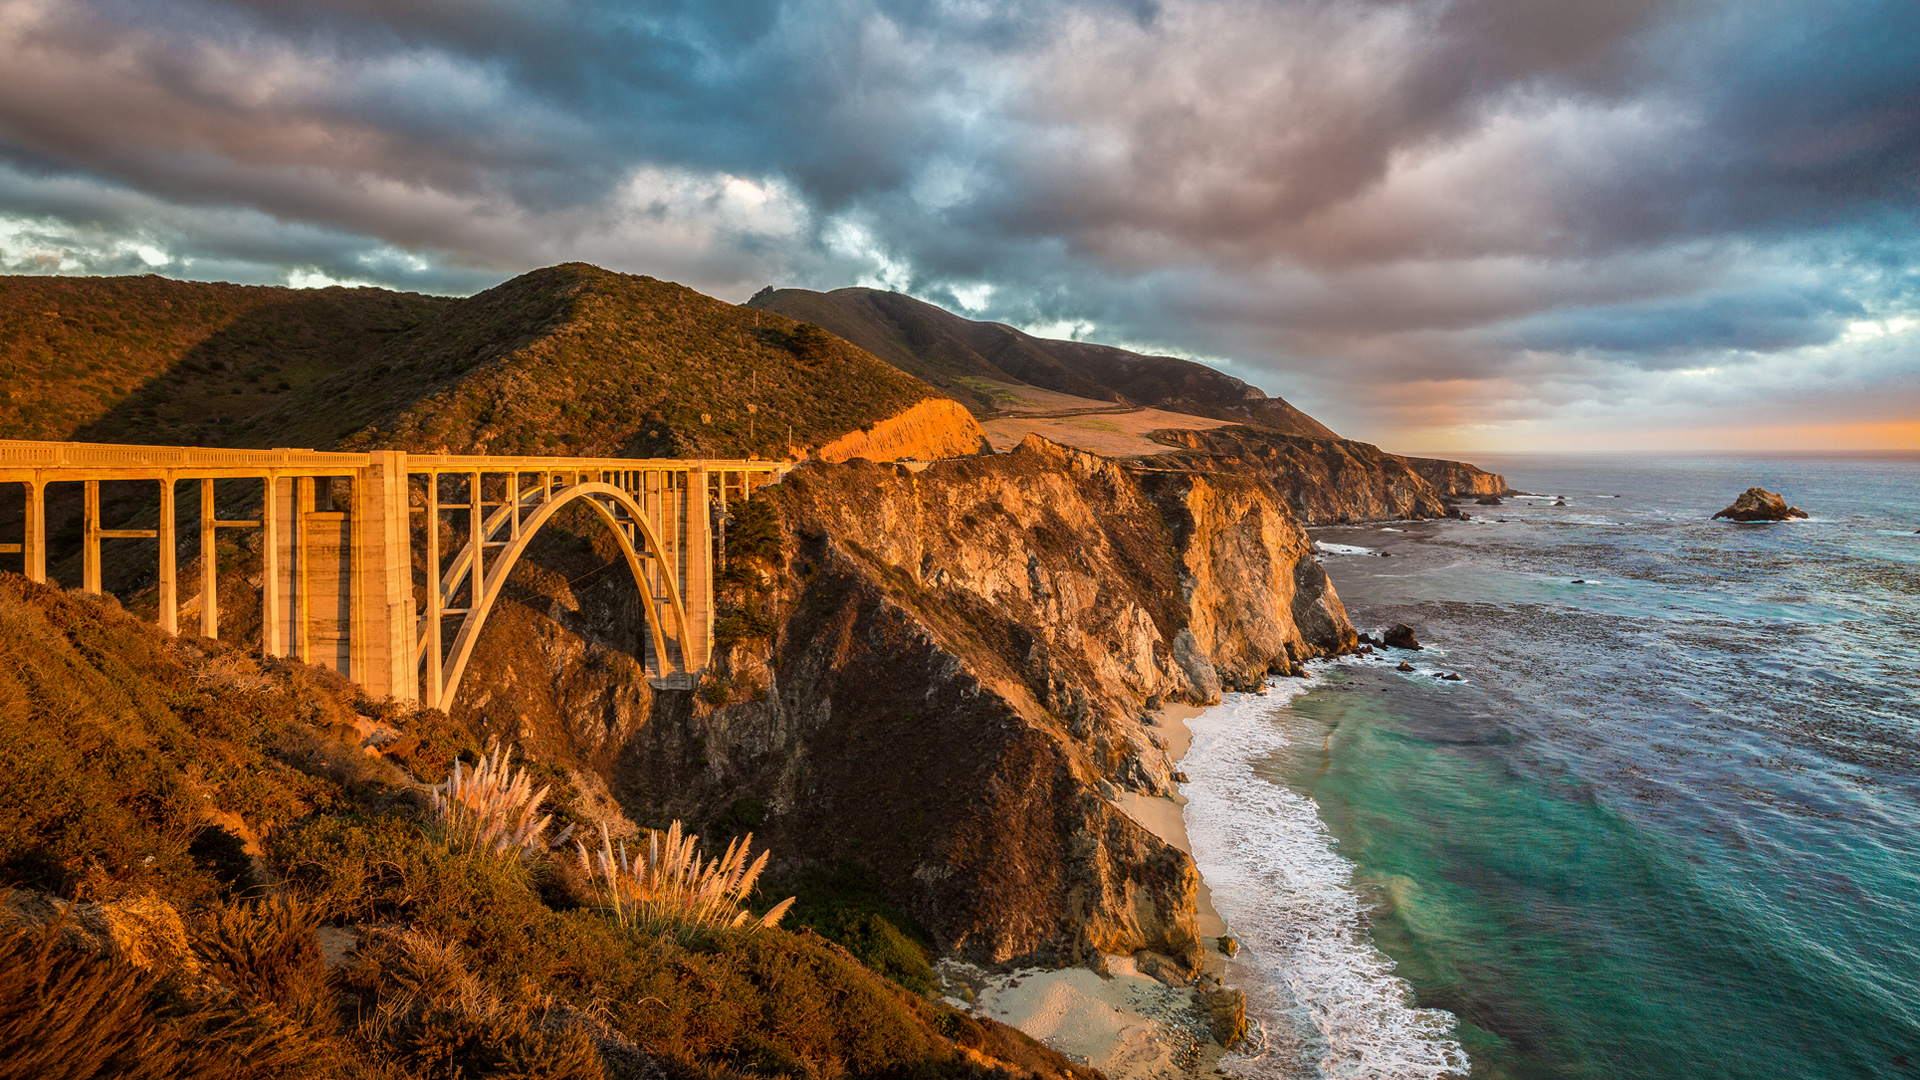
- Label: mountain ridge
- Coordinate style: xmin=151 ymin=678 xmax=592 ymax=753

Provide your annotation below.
xmin=747 ymin=286 xmax=1340 ymax=441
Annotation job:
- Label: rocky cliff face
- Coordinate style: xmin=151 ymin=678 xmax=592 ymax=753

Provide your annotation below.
xmin=1147 ymin=426 xmax=1461 ymax=524
xmin=813 ymin=398 xmax=990 ymax=462
xmin=450 ymin=436 xmax=1355 ymax=968
xmin=1401 ymin=455 xmax=1513 ymax=498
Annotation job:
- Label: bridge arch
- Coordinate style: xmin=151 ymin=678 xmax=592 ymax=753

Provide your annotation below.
xmin=429 ymin=480 xmax=694 ymax=708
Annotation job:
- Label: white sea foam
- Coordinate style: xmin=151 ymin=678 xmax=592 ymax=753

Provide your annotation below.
xmin=1314 ymin=542 xmax=1377 ymax=557
xmin=1183 ymin=680 xmax=1470 ymax=1079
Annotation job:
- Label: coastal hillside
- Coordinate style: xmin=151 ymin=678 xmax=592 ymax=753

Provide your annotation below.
xmin=1147 ymin=427 xmax=1511 ymax=524
xmin=748 ymin=286 xmax=1339 ymax=439
xmin=277 ymin=265 xmax=978 ymax=460
xmin=0 ymin=572 xmax=1095 ymax=1080
xmin=0 ymin=266 xmax=984 ymax=460
xmin=743 ymin=285 xmax=1516 ymax=504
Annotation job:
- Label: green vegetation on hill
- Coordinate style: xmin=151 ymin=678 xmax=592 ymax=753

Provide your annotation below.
xmin=0 ymin=274 xmax=451 ymax=445
xmin=0 ymin=574 xmax=1090 ymax=1080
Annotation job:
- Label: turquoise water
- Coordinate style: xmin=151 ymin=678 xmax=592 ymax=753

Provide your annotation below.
xmin=1184 ymin=455 xmax=1920 ymax=1079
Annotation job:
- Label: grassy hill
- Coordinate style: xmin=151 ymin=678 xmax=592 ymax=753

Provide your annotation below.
xmin=748 ymin=286 xmax=1340 ymax=439
xmin=271 ymin=265 xmax=951 ymax=459
xmin=0 ymin=275 xmax=451 ymax=446
xmin=0 ymin=266 xmax=958 ymax=460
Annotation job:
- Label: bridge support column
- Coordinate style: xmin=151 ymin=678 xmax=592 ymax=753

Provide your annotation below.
xmin=200 ymin=480 xmax=218 ymax=638
xmin=158 ymin=475 xmax=176 ymax=634
xmin=688 ymin=465 xmax=712 ymax=670
xmin=24 ymin=479 xmax=44 ymax=584
xmin=262 ymin=473 xmax=283 ymax=658
xmin=354 ymin=452 xmax=417 ymax=703
xmin=425 ymin=472 xmax=443 ymax=710
xmin=83 ymin=480 xmax=101 ymax=594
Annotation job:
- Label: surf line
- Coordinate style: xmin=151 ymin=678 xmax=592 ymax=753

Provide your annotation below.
xmin=1181 ymin=674 xmax=1470 ymax=1079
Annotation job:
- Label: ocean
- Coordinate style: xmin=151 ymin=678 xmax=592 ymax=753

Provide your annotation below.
xmin=1181 ymin=454 xmax=1920 ymax=1080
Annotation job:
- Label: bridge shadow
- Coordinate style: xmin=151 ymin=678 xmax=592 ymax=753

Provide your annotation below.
xmin=69 ymin=288 xmax=446 ymax=451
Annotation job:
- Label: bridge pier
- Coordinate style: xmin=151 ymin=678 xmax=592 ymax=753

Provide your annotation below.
xmin=355 ymin=451 xmax=416 ymax=703
xmin=158 ymin=476 xmax=175 ymax=634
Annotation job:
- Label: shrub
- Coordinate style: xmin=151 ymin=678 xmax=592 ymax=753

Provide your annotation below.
xmin=575 ymin=823 xmax=793 ymax=934
xmin=0 ymin=914 xmax=154 ymax=1080
xmin=778 ymin=866 xmax=934 ymax=996
xmin=271 ymin=811 xmax=544 ymax=934
xmin=341 ymin=929 xmax=604 ymax=1080
xmin=191 ymin=896 xmax=336 ymax=1034
xmin=431 ymin=746 xmax=553 ymax=860
xmin=0 ymin=902 xmax=328 ymax=1080
xmin=719 ymin=501 xmax=782 ymax=585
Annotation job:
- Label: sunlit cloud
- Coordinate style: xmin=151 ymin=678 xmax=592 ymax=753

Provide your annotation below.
xmin=0 ymin=0 xmax=1913 ymax=449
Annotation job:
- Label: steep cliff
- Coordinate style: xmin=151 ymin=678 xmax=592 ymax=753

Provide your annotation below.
xmin=1402 ymin=455 xmax=1514 ymax=498
xmin=449 ymin=436 xmax=1355 ymax=970
xmin=1147 ymin=426 xmax=1461 ymax=524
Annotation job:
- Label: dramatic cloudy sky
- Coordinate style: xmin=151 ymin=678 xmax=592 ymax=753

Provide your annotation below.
xmin=2 ymin=0 xmax=1916 ymax=450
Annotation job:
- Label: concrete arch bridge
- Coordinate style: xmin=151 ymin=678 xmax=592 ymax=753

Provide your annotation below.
xmin=0 ymin=440 xmax=790 ymax=706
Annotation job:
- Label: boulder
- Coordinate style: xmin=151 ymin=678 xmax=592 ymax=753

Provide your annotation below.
xmin=1713 ymin=487 xmax=1808 ymax=522
xmin=1133 ymin=950 xmax=1189 ymax=987
xmin=1201 ymin=987 xmax=1248 ymax=1047
xmin=1476 ymin=495 xmax=1503 ymax=505
xmin=1383 ymin=623 xmax=1422 ymax=650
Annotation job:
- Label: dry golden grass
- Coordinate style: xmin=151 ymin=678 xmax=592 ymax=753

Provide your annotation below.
xmin=576 ymin=821 xmax=794 ymax=934
xmin=429 ymin=746 xmax=553 ymax=860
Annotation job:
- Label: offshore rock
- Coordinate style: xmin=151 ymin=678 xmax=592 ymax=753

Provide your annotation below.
xmin=1383 ymin=623 xmax=1422 ymax=650
xmin=1713 ymin=487 xmax=1809 ymax=522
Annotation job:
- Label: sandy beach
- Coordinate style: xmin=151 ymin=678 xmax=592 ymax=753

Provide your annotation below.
xmin=940 ymin=701 xmax=1244 ymax=1080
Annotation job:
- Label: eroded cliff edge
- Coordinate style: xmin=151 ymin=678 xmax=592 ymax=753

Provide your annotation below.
xmin=1148 ymin=426 xmax=1511 ymax=523
xmin=450 ymin=435 xmax=1356 ymax=970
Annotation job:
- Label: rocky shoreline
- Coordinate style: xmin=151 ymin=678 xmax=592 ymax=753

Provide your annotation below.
xmin=940 ymin=701 xmax=1248 ymax=1080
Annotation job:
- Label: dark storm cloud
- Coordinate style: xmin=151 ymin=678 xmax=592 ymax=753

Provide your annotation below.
xmin=0 ymin=0 xmax=1915 ymax=445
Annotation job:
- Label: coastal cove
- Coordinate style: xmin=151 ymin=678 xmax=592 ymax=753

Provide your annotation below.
xmin=1180 ymin=454 xmax=1920 ymax=1079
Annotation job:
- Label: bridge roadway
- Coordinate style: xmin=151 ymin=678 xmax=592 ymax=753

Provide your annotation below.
xmin=0 ymin=440 xmax=790 ymax=707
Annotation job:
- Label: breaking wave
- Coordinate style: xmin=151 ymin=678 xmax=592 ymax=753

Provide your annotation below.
xmin=1182 ymin=682 xmax=1469 ymax=1079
